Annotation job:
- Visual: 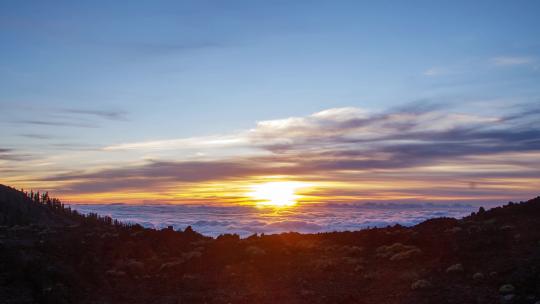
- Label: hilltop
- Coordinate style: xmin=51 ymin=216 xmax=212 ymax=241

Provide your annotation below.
xmin=1 ymin=184 xmax=539 ymax=303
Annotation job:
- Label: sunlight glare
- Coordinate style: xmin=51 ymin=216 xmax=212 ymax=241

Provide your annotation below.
xmin=248 ymin=181 xmax=310 ymax=207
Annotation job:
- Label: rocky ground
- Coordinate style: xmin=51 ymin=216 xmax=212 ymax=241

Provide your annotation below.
xmin=1 ymin=184 xmax=540 ymax=303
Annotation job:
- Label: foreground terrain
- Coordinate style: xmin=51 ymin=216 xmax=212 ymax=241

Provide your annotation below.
xmin=0 ymin=184 xmax=539 ymax=304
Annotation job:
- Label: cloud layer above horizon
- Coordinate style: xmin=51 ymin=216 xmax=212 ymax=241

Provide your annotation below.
xmin=2 ymin=103 xmax=539 ymax=205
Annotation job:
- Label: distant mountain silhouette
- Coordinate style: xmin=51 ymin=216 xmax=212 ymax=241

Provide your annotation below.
xmin=0 ymin=184 xmax=539 ymax=303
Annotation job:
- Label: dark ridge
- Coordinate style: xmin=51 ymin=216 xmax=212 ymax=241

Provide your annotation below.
xmin=0 ymin=184 xmax=539 ymax=304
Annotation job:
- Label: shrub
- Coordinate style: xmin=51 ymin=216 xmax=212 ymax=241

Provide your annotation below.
xmin=245 ymin=245 xmax=266 ymax=257
xmin=376 ymin=243 xmax=421 ymax=261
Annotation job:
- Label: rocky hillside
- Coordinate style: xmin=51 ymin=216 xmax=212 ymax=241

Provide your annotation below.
xmin=1 ymin=184 xmax=539 ymax=304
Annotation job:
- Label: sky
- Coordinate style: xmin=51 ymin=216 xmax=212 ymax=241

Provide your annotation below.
xmin=1 ymin=1 xmax=540 ymax=206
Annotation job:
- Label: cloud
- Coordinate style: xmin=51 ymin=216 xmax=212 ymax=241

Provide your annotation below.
xmin=4 ymin=105 xmax=128 ymax=129
xmin=42 ymin=103 xmax=540 ymax=202
xmin=48 ymin=143 xmax=100 ymax=151
xmin=69 ymin=203 xmax=478 ymax=237
xmin=247 ymin=105 xmax=503 ymax=153
xmin=61 ymin=108 xmax=127 ymax=121
xmin=118 ymin=41 xmax=222 ymax=56
xmin=14 ymin=120 xmax=98 ymax=128
xmin=0 ymin=148 xmax=33 ymax=161
xmin=43 ymin=159 xmax=285 ymax=193
xmin=491 ymin=56 xmax=535 ymax=66
xmin=103 ymin=135 xmax=248 ymax=151
xmin=423 ymin=67 xmax=449 ymax=76
xmin=19 ymin=133 xmax=58 ymax=140
xmin=264 ymin=220 xmax=323 ymax=232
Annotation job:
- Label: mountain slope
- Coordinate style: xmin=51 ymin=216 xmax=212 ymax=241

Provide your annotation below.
xmin=0 ymin=184 xmax=539 ymax=303
xmin=0 ymin=184 xmax=76 ymax=226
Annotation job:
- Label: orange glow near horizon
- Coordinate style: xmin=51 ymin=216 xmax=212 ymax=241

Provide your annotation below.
xmin=8 ymin=171 xmax=540 ymax=206
xmin=51 ymin=179 xmax=318 ymax=206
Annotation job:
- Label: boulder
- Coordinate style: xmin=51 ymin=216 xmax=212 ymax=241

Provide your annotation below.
xmin=105 ymin=269 xmax=126 ymax=277
xmin=446 ymin=263 xmax=464 ymax=273
xmin=411 ymin=279 xmax=431 ymax=290
xmin=125 ymin=259 xmax=145 ymax=275
xmin=499 ymin=284 xmax=515 ymax=295
xmin=472 ymin=272 xmax=484 ymax=281
xmin=390 ymin=248 xmax=422 ymax=261
xmin=159 ymin=260 xmax=184 ymax=272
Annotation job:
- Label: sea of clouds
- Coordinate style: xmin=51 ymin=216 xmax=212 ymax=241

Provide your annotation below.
xmin=69 ymin=203 xmax=480 ymax=237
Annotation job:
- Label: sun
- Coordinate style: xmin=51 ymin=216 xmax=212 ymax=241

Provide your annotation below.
xmin=248 ymin=181 xmax=310 ymax=207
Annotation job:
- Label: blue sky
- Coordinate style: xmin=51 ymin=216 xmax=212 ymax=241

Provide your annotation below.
xmin=1 ymin=1 xmax=539 ymax=204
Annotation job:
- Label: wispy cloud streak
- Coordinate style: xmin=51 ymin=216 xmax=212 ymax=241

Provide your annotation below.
xmin=0 ymin=148 xmax=33 ymax=161
xmin=61 ymin=108 xmax=128 ymax=121
xmin=491 ymin=56 xmax=535 ymax=67
xmin=14 ymin=120 xmax=98 ymax=128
